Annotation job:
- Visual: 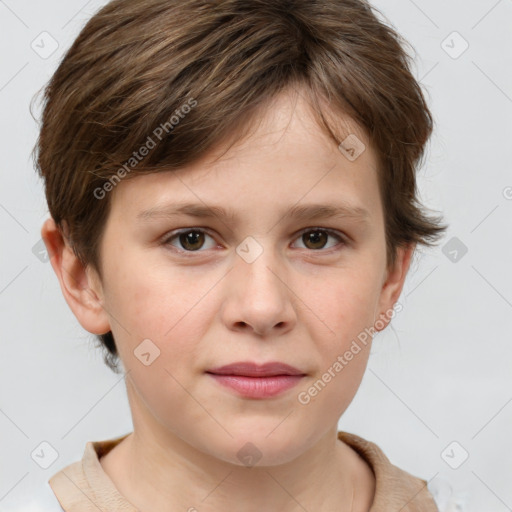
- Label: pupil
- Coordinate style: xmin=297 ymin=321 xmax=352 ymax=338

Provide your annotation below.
xmin=181 ymin=231 xmax=204 ymax=251
xmin=305 ymin=230 xmax=326 ymax=249
xmin=178 ymin=230 xmax=328 ymax=251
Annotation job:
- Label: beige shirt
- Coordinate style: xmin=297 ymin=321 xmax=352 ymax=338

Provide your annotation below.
xmin=49 ymin=431 xmax=439 ymax=511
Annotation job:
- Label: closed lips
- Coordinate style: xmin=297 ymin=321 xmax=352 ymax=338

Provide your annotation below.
xmin=206 ymin=362 xmax=306 ymax=377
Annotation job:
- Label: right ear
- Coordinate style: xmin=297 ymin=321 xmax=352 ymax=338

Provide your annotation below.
xmin=41 ymin=217 xmax=111 ymax=335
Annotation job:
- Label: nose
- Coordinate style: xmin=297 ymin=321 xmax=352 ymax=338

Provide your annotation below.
xmin=220 ymin=246 xmax=296 ymax=337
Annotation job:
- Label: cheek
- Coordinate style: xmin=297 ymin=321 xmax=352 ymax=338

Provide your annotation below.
xmin=103 ymin=258 xmax=226 ymax=407
xmin=295 ymin=264 xmax=380 ymax=400
xmin=296 ymin=281 xmax=375 ymax=423
xmin=107 ymin=270 xmax=212 ymax=428
xmin=103 ymin=255 xmax=212 ymax=342
xmin=304 ymin=263 xmax=382 ymax=344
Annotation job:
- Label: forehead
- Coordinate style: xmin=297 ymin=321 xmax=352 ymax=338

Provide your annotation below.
xmin=196 ymin=87 xmax=373 ymax=170
xmin=109 ymin=88 xmax=381 ymax=225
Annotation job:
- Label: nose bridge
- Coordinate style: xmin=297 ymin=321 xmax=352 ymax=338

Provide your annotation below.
xmin=226 ymin=235 xmax=294 ymax=334
xmin=236 ymin=235 xmax=284 ymax=298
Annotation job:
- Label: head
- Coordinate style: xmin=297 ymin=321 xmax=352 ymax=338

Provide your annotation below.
xmin=36 ymin=0 xmax=447 ymax=465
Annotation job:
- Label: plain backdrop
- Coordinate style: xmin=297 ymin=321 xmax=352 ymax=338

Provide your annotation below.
xmin=0 ymin=1 xmax=511 ymax=511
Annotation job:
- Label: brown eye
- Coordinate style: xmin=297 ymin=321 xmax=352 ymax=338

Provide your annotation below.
xmin=293 ymin=228 xmax=345 ymax=251
xmin=303 ymin=230 xmax=328 ymax=249
xmin=163 ymin=229 xmax=216 ymax=252
xmin=179 ymin=231 xmax=205 ymax=251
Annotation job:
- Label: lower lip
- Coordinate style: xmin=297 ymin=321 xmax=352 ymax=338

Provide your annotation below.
xmin=207 ymin=373 xmax=304 ymax=398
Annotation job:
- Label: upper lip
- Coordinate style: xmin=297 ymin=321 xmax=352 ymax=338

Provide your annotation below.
xmin=206 ymin=362 xmax=305 ymax=377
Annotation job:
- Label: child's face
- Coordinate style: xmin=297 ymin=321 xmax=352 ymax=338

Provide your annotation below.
xmin=85 ymin=88 xmax=410 ymax=464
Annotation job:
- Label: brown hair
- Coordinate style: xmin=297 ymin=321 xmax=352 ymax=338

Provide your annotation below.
xmin=33 ymin=0 xmax=448 ymax=373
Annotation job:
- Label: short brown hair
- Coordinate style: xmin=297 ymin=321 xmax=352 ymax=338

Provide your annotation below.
xmin=34 ymin=0 xmax=448 ymax=373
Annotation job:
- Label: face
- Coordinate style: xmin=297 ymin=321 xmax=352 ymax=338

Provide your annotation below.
xmin=78 ymin=88 xmax=409 ymax=466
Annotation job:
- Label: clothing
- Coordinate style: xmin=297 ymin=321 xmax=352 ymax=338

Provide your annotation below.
xmin=47 ymin=431 xmax=441 ymax=511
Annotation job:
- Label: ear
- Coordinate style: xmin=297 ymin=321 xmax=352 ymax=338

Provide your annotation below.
xmin=41 ymin=217 xmax=111 ymax=335
xmin=374 ymin=243 xmax=416 ymax=332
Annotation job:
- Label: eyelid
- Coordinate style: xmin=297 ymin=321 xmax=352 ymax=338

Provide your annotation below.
xmin=295 ymin=226 xmax=347 ymax=243
xmin=161 ymin=226 xmax=348 ymax=253
xmin=292 ymin=227 xmax=348 ymax=253
xmin=160 ymin=227 xmax=219 ymax=250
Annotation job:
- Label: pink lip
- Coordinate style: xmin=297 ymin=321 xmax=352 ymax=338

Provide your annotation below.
xmin=207 ymin=361 xmax=305 ymax=377
xmin=207 ymin=374 xmax=304 ymax=398
xmin=206 ymin=362 xmax=306 ymax=399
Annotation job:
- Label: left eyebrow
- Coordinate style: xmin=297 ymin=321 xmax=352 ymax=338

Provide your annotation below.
xmin=282 ymin=202 xmax=371 ymax=225
xmin=136 ymin=201 xmax=371 ymax=226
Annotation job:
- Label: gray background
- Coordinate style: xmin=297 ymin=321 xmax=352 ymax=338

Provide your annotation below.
xmin=1 ymin=1 xmax=511 ymax=510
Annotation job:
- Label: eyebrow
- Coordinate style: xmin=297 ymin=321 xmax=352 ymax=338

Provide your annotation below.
xmin=137 ymin=201 xmax=371 ymax=226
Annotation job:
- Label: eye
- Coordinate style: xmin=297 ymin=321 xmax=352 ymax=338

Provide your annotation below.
xmin=291 ymin=228 xmax=346 ymax=251
xmin=162 ymin=227 xmax=347 ymax=254
xmin=162 ymin=228 xmax=217 ymax=252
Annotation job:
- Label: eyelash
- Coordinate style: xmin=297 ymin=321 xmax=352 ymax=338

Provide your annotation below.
xmin=161 ymin=227 xmax=348 ymax=255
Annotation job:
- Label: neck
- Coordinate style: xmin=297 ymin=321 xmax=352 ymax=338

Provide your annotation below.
xmin=99 ymin=383 xmax=374 ymax=512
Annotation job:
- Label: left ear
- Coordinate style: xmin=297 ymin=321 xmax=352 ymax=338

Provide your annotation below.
xmin=374 ymin=243 xmax=416 ymax=331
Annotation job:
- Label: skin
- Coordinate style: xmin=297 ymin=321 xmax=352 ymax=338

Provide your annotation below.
xmin=42 ymin=86 xmax=414 ymax=512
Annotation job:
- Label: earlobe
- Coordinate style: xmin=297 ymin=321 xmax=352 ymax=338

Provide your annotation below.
xmin=41 ymin=218 xmax=111 ymax=335
xmin=374 ymin=243 xmax=416 ymax=332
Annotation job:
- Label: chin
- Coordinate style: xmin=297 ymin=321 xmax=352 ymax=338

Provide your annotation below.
xmin=208 ymin=429 xmax=305 ymax=468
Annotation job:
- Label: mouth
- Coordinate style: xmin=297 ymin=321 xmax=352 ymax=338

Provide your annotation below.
xmin=206 ymin=361 xmax=306 ymax=377
xmin=206 ymin=362 xmax=306 ymax=398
